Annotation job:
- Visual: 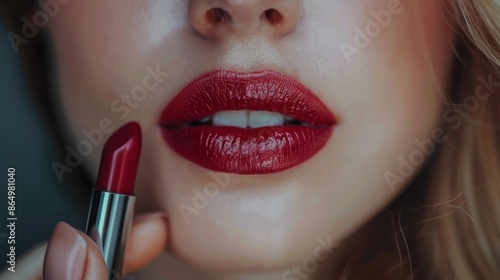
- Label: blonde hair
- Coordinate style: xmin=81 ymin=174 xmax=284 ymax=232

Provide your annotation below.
xmin=421 ymin=0 xmax=499 ymax=279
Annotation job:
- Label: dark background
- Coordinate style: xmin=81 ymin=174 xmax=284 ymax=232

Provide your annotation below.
xmin=0 ymin=19 xmax=86 ymax=272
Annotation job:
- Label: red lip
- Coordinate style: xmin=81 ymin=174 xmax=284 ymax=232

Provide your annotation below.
xmin=160 ymin=70 xmax=336 ymax=174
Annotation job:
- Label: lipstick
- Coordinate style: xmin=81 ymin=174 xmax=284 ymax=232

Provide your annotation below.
xmin=85 ymin=122 xmax=141 ymax=280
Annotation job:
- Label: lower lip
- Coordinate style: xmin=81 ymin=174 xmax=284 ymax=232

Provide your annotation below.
xmin=162 ymin=125 xmax=333 ymax=174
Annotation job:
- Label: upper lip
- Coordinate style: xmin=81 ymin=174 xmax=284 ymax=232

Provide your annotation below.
xmin=159 ymin=69 xmax=336 ymax=127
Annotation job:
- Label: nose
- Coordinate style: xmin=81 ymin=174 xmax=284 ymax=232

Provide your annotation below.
xmin=188 ymin=0 xmax=302 ymax=39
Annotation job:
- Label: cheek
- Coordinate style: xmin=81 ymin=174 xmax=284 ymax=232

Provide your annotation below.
xmin=336 ymin=1 xmax=455 ymax=190
xmin=48 ymin=0 xmax=184 ymax=123
xmin=301 ymin=0 xmax=454 ymax=166
xmin=48 ymin=0 xmax=131 ymax=131
xmin=353 ymin=0 xmax=455 ymax=165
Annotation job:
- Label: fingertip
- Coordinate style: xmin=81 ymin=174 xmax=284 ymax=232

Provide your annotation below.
xmin=43 ymin=222 xmax=87 ymax=280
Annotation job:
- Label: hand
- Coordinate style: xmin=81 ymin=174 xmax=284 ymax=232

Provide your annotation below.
xmin=0 ymin=213 xmax=168 ymax=280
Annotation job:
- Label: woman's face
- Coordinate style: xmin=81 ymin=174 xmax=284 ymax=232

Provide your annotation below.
xmin=49 ymin=0 xmax=455 ymax=272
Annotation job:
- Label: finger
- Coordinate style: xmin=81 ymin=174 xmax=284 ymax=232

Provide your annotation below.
xmin=43 ymin=222 xmax=107 ymax=280
xmin=123 ymin=213 xmax=168 ymax=273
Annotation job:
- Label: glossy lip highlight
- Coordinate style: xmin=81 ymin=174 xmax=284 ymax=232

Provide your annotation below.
xmin=159 ymin=69 xmax=336 ymax=174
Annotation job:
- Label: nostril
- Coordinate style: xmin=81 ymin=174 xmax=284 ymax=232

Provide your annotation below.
xmin=207 ymin=7 xmax=227 ymax=24
xmin=189 ymin=0 xmax=301 ymax=39
xmin=264 ymin=9 xmax=284 ymax=25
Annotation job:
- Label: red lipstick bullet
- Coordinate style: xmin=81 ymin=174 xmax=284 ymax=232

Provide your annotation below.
xmin=85 ymin=122 xmax=141 ymax=280
xmin=95 ymin=122 xmax=141 ymax=195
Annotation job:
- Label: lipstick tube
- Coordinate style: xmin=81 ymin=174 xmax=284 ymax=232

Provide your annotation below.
xmin=85 ymin=190 xmax=135 ymax=279
xmin=85 ymin=122 xmax=141 ymax=280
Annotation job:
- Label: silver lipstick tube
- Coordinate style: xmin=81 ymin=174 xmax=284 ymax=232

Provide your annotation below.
xmin=85 ymin=189 xmax=135 ymax=280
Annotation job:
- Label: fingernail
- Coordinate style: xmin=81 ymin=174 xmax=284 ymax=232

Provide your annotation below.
xmin=44 ymin=222 xmax=87 ymax=280
xmin=133 ymin=212 xmax=166 ymax=224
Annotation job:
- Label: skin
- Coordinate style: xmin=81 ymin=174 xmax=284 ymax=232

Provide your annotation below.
xmin=39 ymin=0 xmax=457 ymax=279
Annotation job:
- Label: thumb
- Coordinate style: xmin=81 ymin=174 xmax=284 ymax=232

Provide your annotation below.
xmin=123 ymin=212 xmax=169 ymax=274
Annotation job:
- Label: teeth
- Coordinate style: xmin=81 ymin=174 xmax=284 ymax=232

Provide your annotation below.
xmin=213 ymin=110 xmax=248 ymax=128
xmin=211 ymin=110 xmax=288 ymax=128
xmin=249 ymin=111 xmax=284 ymax=128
